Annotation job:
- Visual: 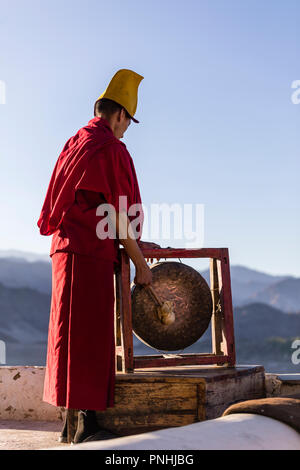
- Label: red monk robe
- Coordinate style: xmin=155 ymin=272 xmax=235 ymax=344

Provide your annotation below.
xmin=37 ymin=117 xmax=143 ymax=410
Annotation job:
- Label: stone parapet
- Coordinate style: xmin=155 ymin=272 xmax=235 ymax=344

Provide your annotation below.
xmin=0 ymin=366 xmax=62 ymax=421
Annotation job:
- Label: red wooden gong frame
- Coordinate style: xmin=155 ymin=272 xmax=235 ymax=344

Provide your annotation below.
xmin=114 ymin=247 xmax=236 ymax=373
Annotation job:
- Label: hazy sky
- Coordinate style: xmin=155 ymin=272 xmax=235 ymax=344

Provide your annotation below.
xmin=0 ymin=0 xmax=299 ymax=276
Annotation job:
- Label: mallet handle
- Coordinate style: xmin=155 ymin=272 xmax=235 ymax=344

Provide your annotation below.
xmin=145 ymin=285 xmax=163 ymax=307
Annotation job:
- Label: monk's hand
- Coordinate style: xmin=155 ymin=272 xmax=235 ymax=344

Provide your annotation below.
xmin=134 ymin=262 xmax=152 ymax=286
xmin=137 ymin=240 xmax=161 ymax=250
xmin=137 ymin=240 xmax=161 ymax=263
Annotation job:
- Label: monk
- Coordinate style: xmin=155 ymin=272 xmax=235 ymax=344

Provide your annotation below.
xmin=37 ymin=69 xmax=159 ymax=443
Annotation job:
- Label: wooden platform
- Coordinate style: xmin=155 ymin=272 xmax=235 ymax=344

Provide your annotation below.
xmin=93 ymin=365 xmax=266 ymax=437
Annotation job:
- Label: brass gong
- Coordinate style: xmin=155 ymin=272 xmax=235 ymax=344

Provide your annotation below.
xmin=131 ymin=261 xmax=213 ymax=351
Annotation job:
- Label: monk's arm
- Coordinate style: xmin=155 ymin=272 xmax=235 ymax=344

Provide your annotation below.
xmin=115 ymin=211 xmax=152 ymax=286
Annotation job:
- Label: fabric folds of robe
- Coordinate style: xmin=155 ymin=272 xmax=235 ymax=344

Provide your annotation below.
xmin=43 ymin=251 xmax=115 ymax=410
xmin=37 ymin=117 xmax=143 ymax=262
xmin=39 ymin=117 xmax=144 ymax=411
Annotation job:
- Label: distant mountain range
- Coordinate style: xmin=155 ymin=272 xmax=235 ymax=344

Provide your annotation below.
xmin=0 ymin=255 xmax=51 ymax=294
xmin=201 ymin=265 xmax=300 ymax=313
xmin=0 ymin=249 xmax=299 ymax=371
xmin=245 ymin=277 xmax=300 ymax=313
xmin=0 ymin=249 xmax=50 ymax=263
xmin=0 ymin=282 xmax=50 ymax=344
xmin=0 ymin=277 xmax=299 ymax=371
xmin=1 ymin=273 xmax=298 ymax=345
xmin=1 ymin=250 xmax=298 ymax=312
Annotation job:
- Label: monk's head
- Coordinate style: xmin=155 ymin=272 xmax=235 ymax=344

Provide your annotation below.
xmin=94 ymin=98 xmax=131 ymax=139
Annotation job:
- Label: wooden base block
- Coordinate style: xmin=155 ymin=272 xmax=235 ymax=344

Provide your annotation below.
xmin=96 ymin=365 xmax=266 ymax=437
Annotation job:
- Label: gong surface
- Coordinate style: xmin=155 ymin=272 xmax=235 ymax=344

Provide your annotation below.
xmin=131 ymin=261 xmax=213 ymax=351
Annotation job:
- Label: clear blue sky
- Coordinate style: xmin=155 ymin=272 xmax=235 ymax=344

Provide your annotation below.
xmin=0 ymin=0 xmax=299 ymax=276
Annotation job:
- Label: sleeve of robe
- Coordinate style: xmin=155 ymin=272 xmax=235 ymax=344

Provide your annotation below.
xmin=75 ymin=141 xmax=143 ymax=240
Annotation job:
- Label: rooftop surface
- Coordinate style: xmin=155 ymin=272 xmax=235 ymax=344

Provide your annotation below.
xmin=0 ymin=420 xmax=67 ymax=450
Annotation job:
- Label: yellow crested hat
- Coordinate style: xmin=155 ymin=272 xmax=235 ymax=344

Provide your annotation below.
xmin=97 ymin=69 xmax=144 ymax=123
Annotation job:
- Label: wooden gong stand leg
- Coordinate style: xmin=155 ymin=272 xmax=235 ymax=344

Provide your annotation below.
xmin=118 ymin=250 xmax=134 ymax=373
xmin=209 ymin=258 xmax=224 ymax=357
xmin=216 ymin=249 xmax=236 ymax=366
